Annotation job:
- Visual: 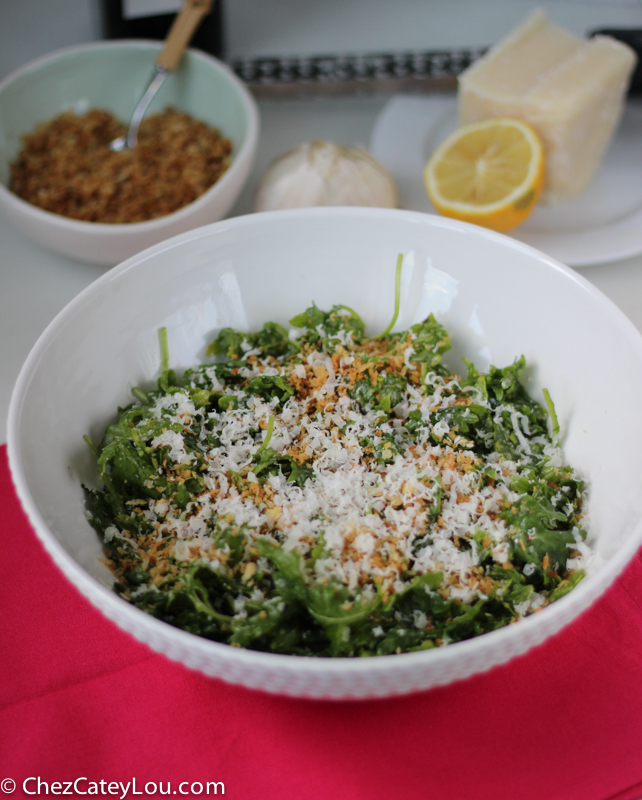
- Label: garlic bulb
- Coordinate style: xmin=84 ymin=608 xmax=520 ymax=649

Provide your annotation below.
xmin=254 ymin=140 xmax=397 ymax=211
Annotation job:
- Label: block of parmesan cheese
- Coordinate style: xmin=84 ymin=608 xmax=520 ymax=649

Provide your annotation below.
xmin=458 ymin=11 xmax=637 ymax=204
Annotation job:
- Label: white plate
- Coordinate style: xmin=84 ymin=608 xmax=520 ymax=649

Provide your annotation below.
xmin=370 ymin=95 xmax=642 ymax=267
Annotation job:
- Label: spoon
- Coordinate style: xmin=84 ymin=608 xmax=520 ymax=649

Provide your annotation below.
xmin=110 ymin=0 xmax=213 ymax=152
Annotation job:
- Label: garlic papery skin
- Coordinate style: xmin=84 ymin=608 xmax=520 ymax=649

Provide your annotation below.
xmin=254 ymin=140 xmax=398 ymax=211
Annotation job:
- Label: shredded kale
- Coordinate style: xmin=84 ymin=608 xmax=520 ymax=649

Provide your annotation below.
xmin=84 ymin=293 xmax=588 ymax=658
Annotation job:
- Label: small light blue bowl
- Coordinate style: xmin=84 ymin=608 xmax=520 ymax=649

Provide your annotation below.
xmin=0 ymin=40 xmax=260 ymax=265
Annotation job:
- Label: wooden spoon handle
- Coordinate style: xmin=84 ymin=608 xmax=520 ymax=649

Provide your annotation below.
xmin=155 ymin=0 xmax=214 ymax=71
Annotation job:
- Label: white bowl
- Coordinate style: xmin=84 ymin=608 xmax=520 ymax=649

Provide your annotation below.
xmin=8 ymin=208 xmax=642 ymax=698
xmin=0 ymin=41 xmax=259 ymax=265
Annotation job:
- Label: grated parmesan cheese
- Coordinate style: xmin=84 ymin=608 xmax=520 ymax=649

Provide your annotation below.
xmin=91 ymin=302 xmax=591 ymax=657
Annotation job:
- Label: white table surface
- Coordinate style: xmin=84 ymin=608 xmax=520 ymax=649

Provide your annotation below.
xmin=2 ymin=0 xmax=642 ymax=444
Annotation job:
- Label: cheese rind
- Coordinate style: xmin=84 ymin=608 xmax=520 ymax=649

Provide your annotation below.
xmin=458 ymin=11 xmax=637 ymax=204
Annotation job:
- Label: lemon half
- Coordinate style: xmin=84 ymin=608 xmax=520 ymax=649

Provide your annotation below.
xmin=424 ymin=118 xmax=545 ymax=232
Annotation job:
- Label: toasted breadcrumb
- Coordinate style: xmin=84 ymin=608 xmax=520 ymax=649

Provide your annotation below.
xmin=10 ymin=108 xmax=232 ymax=223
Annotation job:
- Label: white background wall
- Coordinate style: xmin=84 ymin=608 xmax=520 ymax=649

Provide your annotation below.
xmin=1 ymin=0 xmax=641 ymax=80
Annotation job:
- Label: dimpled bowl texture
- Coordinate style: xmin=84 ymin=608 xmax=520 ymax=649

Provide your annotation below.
xmin=0 ymin=41 xmax=259 ymax=265
xmin=8 ymin=208 xmax=642 ymax=699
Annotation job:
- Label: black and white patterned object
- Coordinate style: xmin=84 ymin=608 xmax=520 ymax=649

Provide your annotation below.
xmin=229 ymin=48 xmax=487 ymax=96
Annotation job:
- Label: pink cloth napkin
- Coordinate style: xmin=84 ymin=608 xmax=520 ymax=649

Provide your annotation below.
xmin=2 ymin=443 xmax=642 ymax=800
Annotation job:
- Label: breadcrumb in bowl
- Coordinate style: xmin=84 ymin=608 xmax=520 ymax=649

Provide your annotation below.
xmin=10 ymin=108 xmax=233 ymax=224
xmin=0 ymin=41 xmax=259 ymax=265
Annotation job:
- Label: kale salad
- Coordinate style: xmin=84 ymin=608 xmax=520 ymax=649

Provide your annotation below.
xmin=85 ymin=259 xmax=590 ymax=657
